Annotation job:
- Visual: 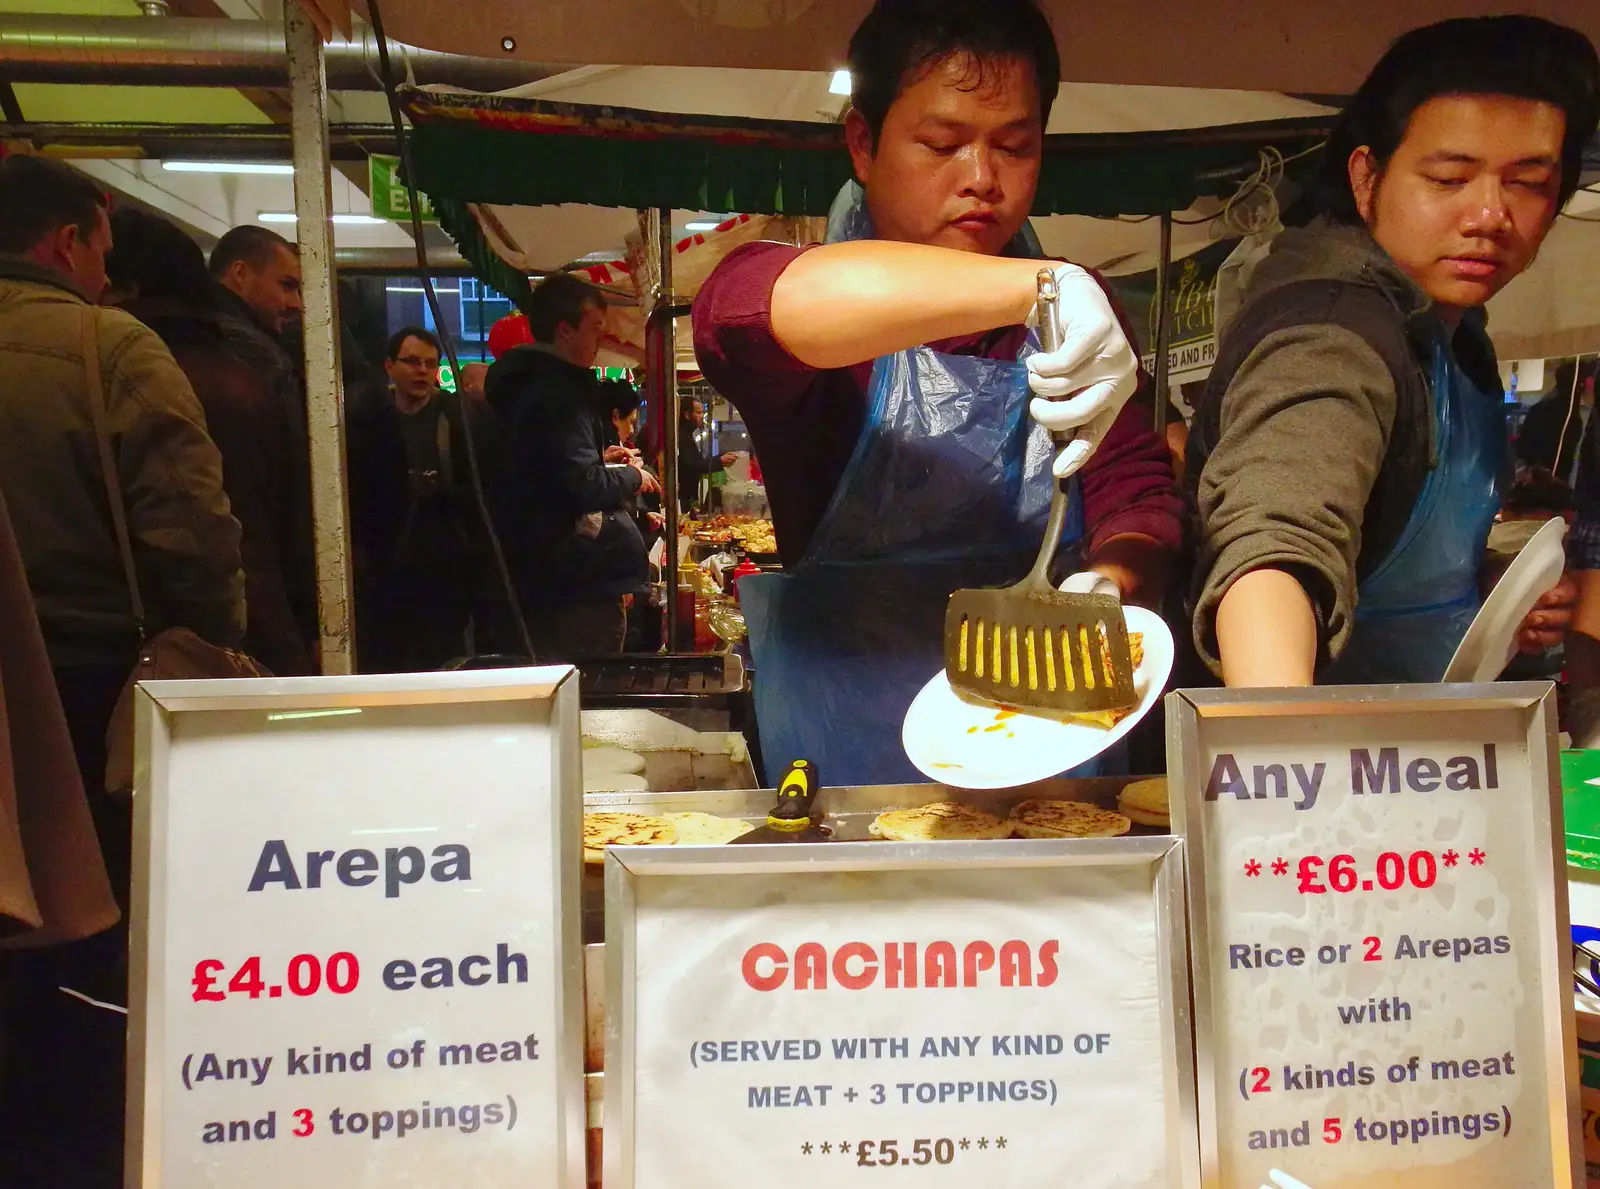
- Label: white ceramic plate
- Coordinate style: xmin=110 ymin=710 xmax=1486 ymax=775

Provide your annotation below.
xmin=1443 ymin=516 xmax=1566 ymax=683
xmin=901 ymin=605 xmax=1175 ymax=790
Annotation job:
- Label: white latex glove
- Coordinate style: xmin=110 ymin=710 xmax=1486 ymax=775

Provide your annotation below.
xmin=1027 ymin=263 xmax=1141 ymax=479
xmin=1057 ymin=570 xmax=1120 ymax=599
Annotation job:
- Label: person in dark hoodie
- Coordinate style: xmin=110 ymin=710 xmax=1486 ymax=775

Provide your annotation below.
xmin=486 ymin=274 xmax=661 ymax=661
xmin=1188 ymin=15 xmax=1597 ymax=687
xmin=106 ymin=209 xmax=316 ymax=675
xmin=345 ymin=325 xmax=502 ymax=672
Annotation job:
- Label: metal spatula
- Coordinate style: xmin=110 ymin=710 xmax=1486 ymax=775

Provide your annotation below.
xmin=941 ymin=269 xmax=1137 ymax=717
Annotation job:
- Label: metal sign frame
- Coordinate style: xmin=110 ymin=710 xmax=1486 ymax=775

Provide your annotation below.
xmin=125 ymin=666 xmax=587 ymax=1189
xmin=602 ymin=837 xmax=1198 ymax=1189
xmin=1168 ymin=681 xmax=1577 ymax=1188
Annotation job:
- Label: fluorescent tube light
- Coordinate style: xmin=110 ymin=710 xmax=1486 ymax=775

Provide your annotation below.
xmin=164 ymin=161 xmax=295 ymax=175
xmin=256 ymin=212 xmax=389 ymax=226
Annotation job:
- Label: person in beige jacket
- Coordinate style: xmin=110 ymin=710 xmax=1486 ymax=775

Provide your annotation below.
xmin=0 ymin=154 xmax=244 ymax=1189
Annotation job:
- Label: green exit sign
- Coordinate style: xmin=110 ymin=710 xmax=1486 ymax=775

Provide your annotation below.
xmin=368 ymin=154 xmax=436 ymax=224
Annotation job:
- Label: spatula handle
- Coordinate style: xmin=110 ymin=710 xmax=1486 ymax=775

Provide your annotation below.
xmin=1024 ymin=268 xmax=1070 ymax=593
xmin=1036 ymin=267 xmax=1063 ymax=355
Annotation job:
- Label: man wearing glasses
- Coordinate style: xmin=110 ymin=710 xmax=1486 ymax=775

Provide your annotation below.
xmin=346 ymin=325 xmax=500 ymax=671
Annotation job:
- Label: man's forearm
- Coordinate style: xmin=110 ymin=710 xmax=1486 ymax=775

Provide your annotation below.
xmin=769 ymin=242 xmax=1046 ymax=369
xmin=1216 ymin=567 xmax=1318 ymax=687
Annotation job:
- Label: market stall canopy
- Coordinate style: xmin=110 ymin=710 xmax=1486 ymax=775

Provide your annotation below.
xmin=402 ymin=87 xmax=1327 ymax=220
xmin=350 ymin=0 xmax=1597 ymax=95
xmin=399 ymin=82 xmax=1331 ymax=312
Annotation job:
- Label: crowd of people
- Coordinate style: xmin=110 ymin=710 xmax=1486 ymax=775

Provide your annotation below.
xmin=0 ymin=153 xmax=738 ymax=1185
xmin=1 ymin=0 xmax=1599 ymax=1182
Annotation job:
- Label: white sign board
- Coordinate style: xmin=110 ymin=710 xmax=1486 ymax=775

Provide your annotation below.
xmin=127 ymin=668 xmax=586 ymax=1189
xmin=1170 ymin=684 xmax=1578 ymax=1189
xmin=603 ymin=839 xmax=1198 ymax=1189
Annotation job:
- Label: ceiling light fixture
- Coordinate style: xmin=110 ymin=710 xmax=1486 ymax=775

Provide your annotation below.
xmin=256 ymin=212 xmax=389 ymax=226
xmin=684 ymin=220 xmax=722 ymax=232
xmin=164 ymin=161 xmax=295 ymax=175
xmin=829 ymin=68 xmax=852 ymax=96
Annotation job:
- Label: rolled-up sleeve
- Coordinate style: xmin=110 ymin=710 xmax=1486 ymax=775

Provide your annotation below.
xmin=692 ymin=241 xmax=819 ymax=406
xmin=1192 ymin=323 xmax=1398 ymax=675
xmin=1078 ymin=391 xmax=1185 ymax=555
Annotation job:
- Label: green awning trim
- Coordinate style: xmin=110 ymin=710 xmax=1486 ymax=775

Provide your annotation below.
xmin=428 ymin=193 xmax=536 ymax=308
xmin=400 ymin=87 xmax=1330 ymax=218
xmin=398 ymin=87 xmax=1331 ymax=301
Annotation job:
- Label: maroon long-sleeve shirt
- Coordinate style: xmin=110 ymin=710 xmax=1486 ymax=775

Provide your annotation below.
xmin=691 ymin=241 xmax=1185 ymax=571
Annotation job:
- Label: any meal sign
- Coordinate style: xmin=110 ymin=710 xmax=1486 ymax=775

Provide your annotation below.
xmin=1170 ymin=683 xmax=1580 ymax=1189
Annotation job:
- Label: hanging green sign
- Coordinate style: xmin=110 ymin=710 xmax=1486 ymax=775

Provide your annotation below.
xmin=369 ymin=154 xmax=436 ymax=224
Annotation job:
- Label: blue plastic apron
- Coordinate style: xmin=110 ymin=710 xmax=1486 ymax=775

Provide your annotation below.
xmin=740 ymin=347 xmax=1081 ymax=785
xmin=1324 ymin=320 xmax=1506 ymax=684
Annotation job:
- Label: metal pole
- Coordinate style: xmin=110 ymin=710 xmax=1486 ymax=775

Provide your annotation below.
xmin=652 ymin=207 xmax=683 ymax=651
xmin=287 ymin=0 xmax=355 ymax=674
xmin=1152 ymin=210 xmax=1174 ymax=435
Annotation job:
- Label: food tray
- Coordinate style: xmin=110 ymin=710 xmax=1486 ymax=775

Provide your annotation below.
xmin=577 ymin=653 xmax=746 ymax=706
xmin=579 ymin=776 xmax=1165 ymax=942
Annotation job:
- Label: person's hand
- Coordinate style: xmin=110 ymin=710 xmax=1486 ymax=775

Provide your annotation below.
xmin=636 ymin=468 xmax=662 ymax=496
xmin=1518 ymin=573 xmax=1576 ymax=654
xmin=646 ymin=511 xmax=666 ymax=531
xmin=1027 ymin=263 xmax=1140 ymax=479
xmin=720 ymin=452 xmax=740 ymax=467
xmin=604 ymin=445 xmax=633 ymax=464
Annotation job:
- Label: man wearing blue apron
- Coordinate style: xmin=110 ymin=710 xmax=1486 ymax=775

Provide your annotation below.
xmin=1189 ymin=15 xmax=1594 ymax=687
xmin=693 ymin=0 xmax=1187 ymax=784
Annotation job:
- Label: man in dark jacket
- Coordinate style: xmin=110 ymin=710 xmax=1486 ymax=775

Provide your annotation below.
xmin=487 ymin=274 xmax=660 ymax=661
xmin=346 ymin=326 xmax=499 ymax=672
xmin=108 ymin=209 xmax=316 ymax=675
xmin=208 ymin=224 xmax=318 ymax=660
xmin=677 ymin=394 xmax=739 ymax=512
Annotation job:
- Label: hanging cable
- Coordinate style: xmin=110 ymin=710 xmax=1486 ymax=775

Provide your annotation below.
xmin=364 ymin=0 xmax=536 ymax=663
xmin=1553 ymin=355 xmax=1592 ymax=485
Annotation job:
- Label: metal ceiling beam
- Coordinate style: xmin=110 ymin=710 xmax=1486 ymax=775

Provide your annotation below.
xmin=4 ymin=120 xmax=395 ymax=159
xmin=0 ymin=13 xmax=557 ymax=93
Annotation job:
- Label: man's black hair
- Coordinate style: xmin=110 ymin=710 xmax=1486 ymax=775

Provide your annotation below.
xmin=0 ymin=156 xmax=108 ymax=256
xmin=846 ymin=0 xmax=1060 ymax=147
xmin=679 ymin=393 xmax=704 ymax=419
xmin=208 ymin=224 xmax=297 ymax=278
xmin=385 ymin=325 xmax=442 ymax=361
xmin=1320 ymin=15 xmax=1600 ymax=224
xmin=523 ymin=272 xmax=605 ymax=342
xmin=106 ymin=208 xmax=209 ymax=303
xmin=599 ymin=379 xmax=642 ymax=419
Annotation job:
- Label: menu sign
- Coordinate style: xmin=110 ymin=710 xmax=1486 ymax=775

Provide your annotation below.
xmin=1170 ymin=683 xmax=1578 ymax=1189
xmin=127 ymin=669 xmax=586 ymax=1189
xmin=602 ymin=839 xmax=1198 ymax=1189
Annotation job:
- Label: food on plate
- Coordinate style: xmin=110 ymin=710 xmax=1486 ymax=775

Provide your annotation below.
xmin=1116 ymin=776 xmax=1169 ymax=828
xmin=665 ymin=811 xmax=758 ymax=845
xmin=869 ymin=801 xmax=1012 ymax=841
xmin=1061 ymin=630 xmax=1146 ymax=729
xmin=583 ymin=812 xmax=678 ymax=863
xmin=688 ymin=516 xmax=778 ymax=554
xmin=1009 ymin=798 xmax=1131 ymax=839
